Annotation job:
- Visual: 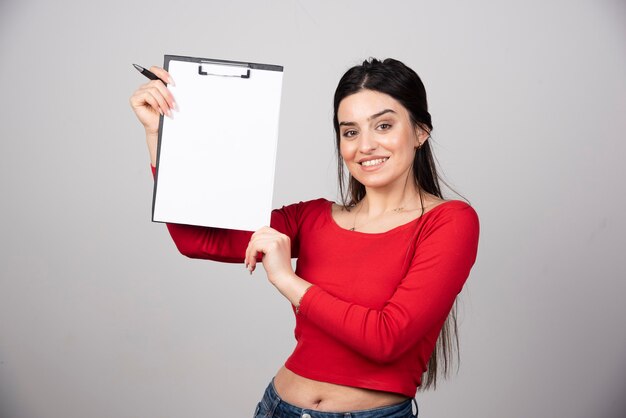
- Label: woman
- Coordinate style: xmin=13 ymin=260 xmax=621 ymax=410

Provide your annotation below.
xmin=130 ymin=58 xmax=479 ymax=418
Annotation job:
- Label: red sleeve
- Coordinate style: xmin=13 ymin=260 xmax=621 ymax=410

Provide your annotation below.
xmin=297 ymin=204 xmax=480 ymax=363
xmin=164 ymin=206 xmax=301 ymax=263
xmin=150 ymin=165 xmax=301 ymax=263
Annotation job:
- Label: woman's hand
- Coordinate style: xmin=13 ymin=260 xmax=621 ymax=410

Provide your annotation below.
xmin=129 ymin=66 xmax=176 ymax=135
xmin=129 ymin=66 xmax=176 ymax=166
xmin=244 ymin=227 xmax=295 ymax=286
xmin=245 ymin=227 xmax=314 ymax=308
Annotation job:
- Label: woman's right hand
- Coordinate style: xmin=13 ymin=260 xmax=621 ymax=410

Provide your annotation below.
xmin=129 ymin=66 xmax=176 ymax=166
xmin=129 ymin=66 xmax=176 ymax=136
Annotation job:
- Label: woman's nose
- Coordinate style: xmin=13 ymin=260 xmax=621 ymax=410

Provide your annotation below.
xmin=358 ymin=131 xmax=378 ymax=153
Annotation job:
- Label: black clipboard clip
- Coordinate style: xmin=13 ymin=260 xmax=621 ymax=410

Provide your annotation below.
xmin=198 ymin=61 xmax=251 ymax=79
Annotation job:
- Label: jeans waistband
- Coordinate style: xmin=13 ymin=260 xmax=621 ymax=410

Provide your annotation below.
xmin=258 ymin=378 xmax=417 ymax=418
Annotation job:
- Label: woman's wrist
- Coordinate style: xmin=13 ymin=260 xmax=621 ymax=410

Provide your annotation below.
xmin=295 ymin=284 xmax=314 ymax=314
xmin=146 ymin=131 xmax=158 ymax=167
xmin=272 ymin=272 xmax=313 ymax=309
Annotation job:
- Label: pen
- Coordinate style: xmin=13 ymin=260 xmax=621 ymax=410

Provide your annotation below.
xmin=132 ymin=63 xmax=168 ymax=84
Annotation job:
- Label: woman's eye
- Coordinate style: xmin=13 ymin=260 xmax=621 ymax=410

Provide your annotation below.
xmin=342 ymin=130 xmax=357 ymax=138
xmin=377 ymin=123 xmax=392 ymax=130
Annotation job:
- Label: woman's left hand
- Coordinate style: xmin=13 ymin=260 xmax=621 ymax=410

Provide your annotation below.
xmin=244 ymin=226 xmax=295 ymax=287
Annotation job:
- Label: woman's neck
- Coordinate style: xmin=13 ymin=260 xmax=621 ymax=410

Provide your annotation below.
xmin=359 ymin=179 xmax=422 ymax=217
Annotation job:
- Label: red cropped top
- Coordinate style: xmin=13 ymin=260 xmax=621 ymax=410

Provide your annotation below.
xmin=153 ymin=171 xmax=479 ymax=397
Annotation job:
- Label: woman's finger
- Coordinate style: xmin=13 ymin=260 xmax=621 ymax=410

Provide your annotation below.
xmin=245 ymin=228 xmax=274 ymax=273
xmin=138 ymin=87 xmax=169 ymax=117
xmin=149 ymin=66 xmax=175 ymax=85
xmin=245 ymin=240 xmax=260 ymax=274
xmin=245 ymin=233 xmax=258 ymax=273
xmin=148 ymin=86 xmax=173 ymax=117
xmin=148 ymin=79 xmax=176 ymax=111
xmin=139 ymin=91 xmax=163 ymax=116
xmin=136 ymin=82 xmax=173 ymax=114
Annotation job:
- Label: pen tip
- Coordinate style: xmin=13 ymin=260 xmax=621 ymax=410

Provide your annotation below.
xmin=132 ymin=63 xmax=143 ymax=71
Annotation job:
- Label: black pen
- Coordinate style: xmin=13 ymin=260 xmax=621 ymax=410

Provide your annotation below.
xmin=132 ymin=63 xmax=168 ymax=84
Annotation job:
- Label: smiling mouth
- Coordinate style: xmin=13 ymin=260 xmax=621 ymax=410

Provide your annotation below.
xmin=360 ymin=158 xmax=388 ymax=167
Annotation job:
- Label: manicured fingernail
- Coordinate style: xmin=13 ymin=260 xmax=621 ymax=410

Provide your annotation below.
xmin=171 ymin=101 xmax=177 ymax=111
xmin=168 ymin=76 xmax=175 ymax=86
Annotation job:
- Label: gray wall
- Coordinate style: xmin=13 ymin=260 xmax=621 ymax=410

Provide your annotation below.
xmin=1 ymin=1 xmax=625 ymax=417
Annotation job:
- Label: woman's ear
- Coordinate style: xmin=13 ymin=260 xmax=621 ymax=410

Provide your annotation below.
xmin=414 ymin=125 xmax=430 ymax=148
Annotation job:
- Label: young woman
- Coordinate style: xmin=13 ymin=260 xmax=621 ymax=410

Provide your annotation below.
xmin=130 ymin=58 xmax=479 ymax=418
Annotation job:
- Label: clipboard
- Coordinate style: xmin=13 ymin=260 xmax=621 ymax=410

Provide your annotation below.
xmin=152 ymin=55 xmax=284 ymax=231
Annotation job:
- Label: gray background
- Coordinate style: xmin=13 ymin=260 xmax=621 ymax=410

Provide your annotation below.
xmin=1 ymin=0 xmax=625 ymax=417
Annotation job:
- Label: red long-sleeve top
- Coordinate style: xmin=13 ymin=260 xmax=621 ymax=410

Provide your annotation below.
xmin=155 ymin=174 xmax=479 ymax=396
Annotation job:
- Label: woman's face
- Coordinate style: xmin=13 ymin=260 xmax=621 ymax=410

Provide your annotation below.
xmin=337 ymin=89 xmax=428 ymax=192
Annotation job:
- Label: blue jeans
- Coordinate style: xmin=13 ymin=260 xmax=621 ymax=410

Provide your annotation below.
xmin=252 ymin=378 xmax=418 ymax=418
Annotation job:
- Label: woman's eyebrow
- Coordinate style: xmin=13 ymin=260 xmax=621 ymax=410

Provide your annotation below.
xmin=339 ymin=109 xmax=397 ymax=127
xmin=368 ymin=108 xmax=396 ymax=121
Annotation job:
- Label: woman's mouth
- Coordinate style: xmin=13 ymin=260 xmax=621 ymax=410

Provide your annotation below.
xmin=360 ymin=158 xmax=388 ymax=167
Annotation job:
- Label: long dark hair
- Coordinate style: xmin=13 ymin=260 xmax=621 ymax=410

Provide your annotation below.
xmin=332 ymin=58 xmax=458 ymax=390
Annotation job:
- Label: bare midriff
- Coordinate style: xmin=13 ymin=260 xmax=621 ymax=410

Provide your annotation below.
xmin=273 ymin=366 xmax=410 ymax=412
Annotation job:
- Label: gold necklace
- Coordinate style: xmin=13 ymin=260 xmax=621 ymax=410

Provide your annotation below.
xmin=348 ymin=202 xmax=438 ymax=231
xmin=348 ymin=203 xmax=420 ymax=231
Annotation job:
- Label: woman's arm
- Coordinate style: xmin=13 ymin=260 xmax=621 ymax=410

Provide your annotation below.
xmin=294 ymin=205 xmax=479 ymax=363
xmin=150 ymin=165 xmax=303 ymax=263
